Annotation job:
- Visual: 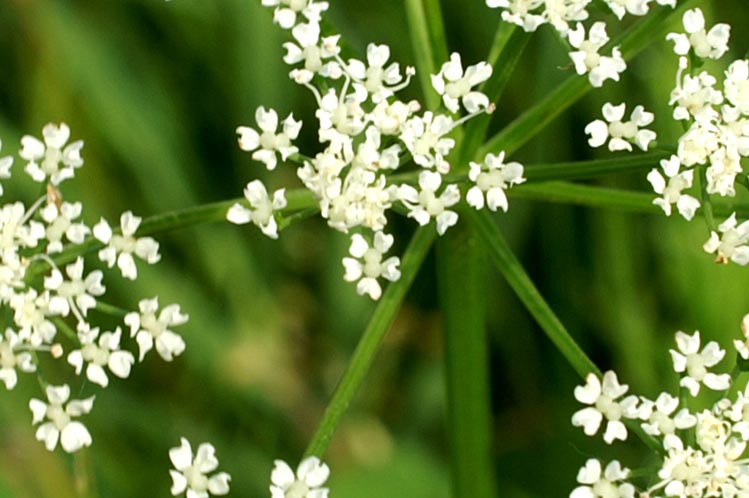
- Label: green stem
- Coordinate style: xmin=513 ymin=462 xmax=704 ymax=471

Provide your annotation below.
xmin=523 ymin=151 xmax=669 ymax=182
xmin=94 ymin=301 xmax=128 ymax=317
xmin=304 ymin=227 xmax=436 ymax=457
xmin=437 ymin=216 xmax=497 ymax=498
xmin=423 ymin=0 xmax=449 ymax=65
xmin=468 ymin=208 xmax=662 ymax=454
xmin=478 ymin=0 xmax=699 ymax=159
xmin=404 ymin=0 xmax=441 ymax=110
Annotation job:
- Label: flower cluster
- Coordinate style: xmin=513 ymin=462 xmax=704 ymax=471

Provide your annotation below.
xmin=227 ymin=0 xmax=526 ymax=300
xmin=0 ymin=123 xmax=189 ymax=453
xmin=570 ymin=318 xmax=749 ymax=498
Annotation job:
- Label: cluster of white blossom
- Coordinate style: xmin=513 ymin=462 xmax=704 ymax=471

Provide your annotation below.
xmin=228 ymin=0 xmax=526 ymax=300
xmin=570 ymin=317 xmax=749 ymax=498
xmin=0 ymin=123 xmax=188 ymax=453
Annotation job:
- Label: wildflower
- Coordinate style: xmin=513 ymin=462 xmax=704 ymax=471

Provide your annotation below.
xmin=666 ymin=8 xmax=730 ymax=60
xmin=399 ymin=170 xmax=460 ymax=235
xmin=703 ymin=213 xmax=749 ymax=265
xmin=637 ymin=392 xmax=696 ymax=437
xmin=237 ymin=107 xmax=302 ymax=170
xmin=0 ymin=139 xmax=12 ymax=195
xmin=19 ymin=123 xmax=84 ymax=185
xmin=67 ymin=326 xmax=135 ymax=388
xmin=29 ymin=384 xmax=94 ymax=453
xmin=169 ymin=438 xmax=231 ymax=498
xmin=669 ymin=330 xmax=730 ymax=396
xmin=646 ymin=155 xmax=700 ymax=220
xmin=342 ymin=232 xmax=400 ymax=300
xmin=0 ymin=328 xmax=36 ymax=389
xmin=93 ymin=211 xmax=161 ymax=280
xmin=602 ymin=0 xmax=648 ymax=19
xmin=584 ymin=103 xmax=656 ymax=152
xmin=226 ymin=180 xmax=287 ymax=239
xmin=399 ymin=112 xmax=455 ymax=173
xmin=734 ymin=313 xmax=749 ymax=360
xmin=124 ymin=297 xmax=188 ymax=362
xmin=485 ymin=0 xmax=546 ymax=33
xmin=568 ymin=22 xmax=626 ymax=88
xmin=572 ymin=371 xmax=638 ymax=444
xmin=262 ymin=0 xmax=329 ymax=30
xmin=270 ymin=456 xmax=330 ymax=498
xmin=430 ymin=52 xmax=492 ymax=114
xmin=10 ymin=289 xmax=59 ymax=347
xmin=570 ymin=459 xmax=635 ymax=498
xmin=40 ymin=201 xmax=90 ymax=253
xmin=43 ymin=257 xmax=105 ymax=318
xmin=466 ymin=151 xmax=525 ymax=212
xmin=347 ymin=43 xmax=414 ymax=103
xmin=283 ymin=20 xmax=340 ymax=76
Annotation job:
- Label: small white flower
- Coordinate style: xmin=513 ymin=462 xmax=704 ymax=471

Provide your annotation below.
xmin=0 ymin=328 xmax=36 ymax=389
xmin=237 ymin=107 xmax=302 ymax=170
xmin=262 ymin=0 xmax=328 ymax=30
xmin=571 ymin=371 xmax=638 ymax=444
xmin=169 ymin=438 xmax=231 ymax=498
xmin=0 ymin=138 xmax=13 ymax=196
xmin=399 ymin=171 xmax=460 ymax=235
xmin=40 ymin=201 xmax=90 ymax=254
xmin=467 ymin=151 xmax=525 ymax=212
xmin=734 ymin=313 xmax=749 ymax=360
xmin=44 ymin=257 xmax=105 ymax=317
xmin=584 ymin=103 xmax=656 ymax=152
xmin=399 ymin=112 xmax=455 ymax=173
xmin=124 ymin=297 xmax=188 ymax=362
xmin=227 ymin=180 xmax=287 ymax=239
xmin=282 ymin=20 xmax=340 ymax=75
xmin=570 ymin=459 xmax=635 ymax=498
xmin=431 ymin=53 xmax=492 ymax=114
xmin=703 ymin=213 xmax=749 ymax=265
xmin=19 ymin=123 xmax=84 ymax=185
xmin=602 ymin=0 xmax=649 ymax=20
xmin=270 ymin=456 xmax=330 ymax=498
xmin=28 ymin=384 xmax=94 ymax=453
xmin=568 ymin=22 xmax=626 ymax=88
xmin=637 ymin=392 xmax=696 ymax=437
xmin=646 ymin=155 xmax=700 ymax=220
xmin=93 ymin=212 xmax=161 ymax=280
xmin=347 ymin=43 xmax=414 ymax=103
xmin=669 ymin=330 xmax=730 ymax=396
xmin=67 ymin=326 xmax=135 ymax=388
xmin=666 ymin=8 xmax=730 ymax=60
xmin=342 ymin=232 xmax=401 ymax=300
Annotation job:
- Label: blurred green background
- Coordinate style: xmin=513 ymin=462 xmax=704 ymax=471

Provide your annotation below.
xmin=0 ymin=0 xmax=748 ymax=497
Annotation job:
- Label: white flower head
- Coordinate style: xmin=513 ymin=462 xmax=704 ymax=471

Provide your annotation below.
xmin=270 ymin=456 xmax=330 ymax=498
xmin=67 ymin=326 xmax=135 ymax=388
xmin=399 ymin=112 xmax=455 ymax=173
xmin=169 ymin=438 xmax=231 ymax=498
xmin=637 ymin=392 xmax=696 ymax=437
xmin=670 ymin=330 xmax=730 ymax=396
xmin=398 ymin=171 xmax=460 ymax=235
xmin=0 ymin=328 xmax=36 ymax=390
xmin=666 ymin=8 xmax=730 ymax=60
xmin=703 ymin=213 xmax=749 ymax=265
xmin=237 ymin=107 xmax=302 ymax=170
xmin=124 ymin=297 xmax=188 ymax=362
xmin=585 ymin=102 xmax=656 ymax=152
xmin=347 ymin=43 xmax=415 ymax=103
xmin=0 ymin=138 xmax=13 ymax=196
xmin=227 ymin=180 xmax=287 ymax=239
xmin=647 ymin=155 xmax=700 ymax=220
xmin=40 ymin=201 xmax=90 ymax=254
xmin=93 ymin=211 xmax=161 ymax=280
xmin=571 ymin=371 xmax=638 ymax=444
xmin=19 ymin=123 xmax=84 ymax=185
xmin=342 ymin=232 xmax=401 ymax=300
xmin=568 ymin=22 xmax=627 ymax=88
xmin=431 ymin=52 xmax=492 ymax=114
xmin=28 ymin=384 xmax=94 ymax=453
xmin=44 ymin=257 xmax=105 ymax=317
xmin=467 ymin=151 xmax=525 ymax=212
xmin=735 ymin=313 xmax=749 ymax=360
xmin=570 ymin=459 xmax=635 ymax=498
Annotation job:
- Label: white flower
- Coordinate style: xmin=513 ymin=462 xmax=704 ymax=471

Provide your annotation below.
xmin=703 ymin=213 xmax=749 ymax=265
xmin=342 ymin=232 xmax=401 ymax=300
xmin=431 ymin=53 xmax=492 ymax=114
xmin=568 ymin=22 xmax=626 ymax=88
xmin=734 ymin=313 xmax=749 ymax=360
xmin=282 ymin=20 xmax=340 ymax=75
xmin=0 ymin=328 xmax=36 ymax=389
xmin=93 ymin=211 xmax=161 ymax=280
xmin=571 ymin=371 xmax=638 ymax=444
xmin=399 ymin=171 xmax=460 ymax=235
xmin=347 ymin=43 xmax=414 ymax=103
xmin=467 ymin=151 xmax=525 ymax=212
xmin=169 ymin=438 xmax=231 ymax=498
xmin=40 ymin=201 xmax=90 ymax=253
xmin=0 ymin=139 xmax=13 ymax=196
xmin=19 ymin=123 xmax=84 ymax=185
xmin=262 ymin=0 xmax=329 ymax=30
xmin=570 ymin=459 xmax=635 ymax=498
xmin=669 ymin=330 xmax=730 ymax=396
xmin=10 ymin=289 xmax=59 ymax=347
xmin=124 ymin=297 xmax=188 ymax=362
xmin=270 ymin=456 xmax=330 ymax=498
xmin=67 ymin=326 xmax=135 ymax=388
xmin=637 ymin=392 xmax=696 ymax=437
xmin=237 ymin=107 xmax=302 ymax=170
xmin=28 ymin=384 xmax=94 ymax=453
xmin=666 ymin=8 xmax=730 ymax=60
xmin=227 ymin=180 xmax=287 ymax=239
xmin=44 ymin=257 xmax=105 ymax=317
xmin=646 ymin=155 xmax=700 ymax=220
xmin=486 ymin=0 xmax=546 ymax=33
xmin=584 ymin=103 xmax=656 ymax=152
xmin=399 ymin=112 xmax=455 ymax=173
xmin=602 ymin=0 xmax=649 ymax=20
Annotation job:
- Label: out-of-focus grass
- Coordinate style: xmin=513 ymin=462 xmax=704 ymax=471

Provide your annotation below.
xmin=0 ymin=1 xmax=748 ymax=497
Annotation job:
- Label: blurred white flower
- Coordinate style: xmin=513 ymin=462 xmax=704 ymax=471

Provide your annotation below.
xmin=29 ymin=384 xmax=94 ymax=453
xmin=19 ymin=123 xmax=83 ymax=185
xmin=169 ymin=438 xmax=230 ymax=498
xmin=270 ymin=456 xmax=330 ymax=498
xmin=93 ymin=211 xmax=161 ymax=280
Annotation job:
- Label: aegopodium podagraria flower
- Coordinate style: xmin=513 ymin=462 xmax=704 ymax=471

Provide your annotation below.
xmin=19 ymin=122 xmax=84 ymax=186
xmin=236 ymin=107 xmax=302 ymax=171
xmin=0 ymin=328 xmax=36 ymax=390
xmin=399 ymin=170 xmax=460 ymax=235
xmin=669 ymin=330 xmax=730 ymax=396
xmin=703 ymin=213 xmax=749 ymax=265
xmin=124 ymin=297 xmax=188 ymax=362
xmin=169 ymin=438 xmax=231 ymax=498
xmin=342 ymin=231 xmax=401 ymax=300
xmin=29 ymin=384 xmax=94 ymax=453
xmin=572 ymin=370 xmax=638 ymax=444
xmin=584 ymin=102 xmax=656 ymax=152
xmin=567 ymin=22 xmax=626 ymax=88
xmin=270 ymin=456 xmax=330 ymax=498
xmin=666 ymin=8 xmax=730 ymax=60
xmin=67 ymin=325 xmax=135 ymax=388
xmin=467 ymin=151 xmax=525 ymax=212
xmin=93 ymin=211 xmax=161 ymax=280
xmin=646 ymin=155 xmax=700 ymax=220
xmin=430 ymin=52 xmax=492 ymax=114
xmin=226 ymin=180 xmax=287 ymax=239
xmin=570 ymin=459 xmax=635 ymax=498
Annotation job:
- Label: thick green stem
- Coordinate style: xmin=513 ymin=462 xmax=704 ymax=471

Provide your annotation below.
xmin=304 ymin=227 xmax=436 ymax=457
xmin=437 ymin=216 xmax=497 ymax=498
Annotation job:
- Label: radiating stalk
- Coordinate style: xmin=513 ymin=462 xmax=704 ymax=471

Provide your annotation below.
xmin=304 ymin=227 xmax=436 ymax=457
xmin=405 ymin=0 xmax=441 ymax=110
xmin=437 ymin=216 xmax=497 ymax=498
